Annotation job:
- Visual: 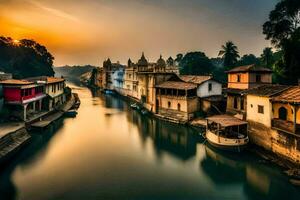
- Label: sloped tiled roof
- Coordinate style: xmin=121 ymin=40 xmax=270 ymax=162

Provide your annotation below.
xmin=0 ymin=79 xmax=34 ymax=85
xmin=156 ymin=81 xmax=197 ymax=90
xmin=226 ymin=64 xmax=272 ymax=73
xmin=46 ymin=77 xmax=65 ymax=83
xmin=180 ymin=75 xmax=212 ymax=84
xmin=246 ymin=85 xmax=290 ymax=97
xmin=272 ymin=86 xmax=300 ymax=104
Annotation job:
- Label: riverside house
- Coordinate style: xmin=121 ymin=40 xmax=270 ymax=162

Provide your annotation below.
xmin=26 ymin=76 xmax=66 ymax=111
xmin=0 ymin=79 xmax=46 ymax=121
xmin=226 ymin=64 xmax=273 ymax=120
xmin=180 ymin=75 xmax=223 ymax=114
xmin=246 ymin=85 xmax=300 ymax=163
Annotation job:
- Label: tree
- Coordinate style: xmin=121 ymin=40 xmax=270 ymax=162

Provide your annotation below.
xmin=261 ymin=47 xmax=274 ymax=68
xmin=166 ymin=56 xmax=174 ymax=66
xmin=179 ymin=52 xmax=215 ymax=75
xmin=0 ymin=36 xmax=55 ymax=78
xmin=236 ymin=54 xmax=261 ymax=66
xmin=175 ymin=53 xmax=183 ymax=64
xmin=263 ymin=0 xmax=300 ymax=84
xmin=218 ymin=41 xmax=240 ymax=69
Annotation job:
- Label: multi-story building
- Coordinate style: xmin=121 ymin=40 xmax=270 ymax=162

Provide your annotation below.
xmin=27 ymin=76 xmax=66 ymax=111
xmin=225 ymin=64 xmax=273 ymax=119
xmin=0 ymin=79 xmax=46 ymax=121
xmin=155 ymin=79 xmax=199 ymax=121
xmin=180 ymin=75 xmax=223 ymax=114
xmin=246 ymin=85 xmax=300 ymax=163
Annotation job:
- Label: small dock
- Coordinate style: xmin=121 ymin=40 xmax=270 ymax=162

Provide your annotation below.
xmin=0 ymin=123 xmax=31 ymax=164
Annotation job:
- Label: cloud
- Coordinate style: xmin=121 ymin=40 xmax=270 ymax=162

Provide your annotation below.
xmin=28 ymin=0 xmax=79 ymax=22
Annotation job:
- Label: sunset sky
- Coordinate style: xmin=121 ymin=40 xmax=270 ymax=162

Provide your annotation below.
xmin=0 ymin=0 xmax=277 ymax=66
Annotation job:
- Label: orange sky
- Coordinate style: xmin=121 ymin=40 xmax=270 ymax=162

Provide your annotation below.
xmin=0 ymin=0 xmax=276 ymax=66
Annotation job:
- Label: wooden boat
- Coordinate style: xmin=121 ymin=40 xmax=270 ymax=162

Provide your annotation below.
xmin=204 ymin=115 xmax=249 ymax=152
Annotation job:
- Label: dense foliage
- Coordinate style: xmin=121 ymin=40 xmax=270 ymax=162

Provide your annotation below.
xmin=218 ymin=41 xmax=240 ymax=70
xmin=0 ymin=36 xmax=54 ymax=78
xmin=263 ymin=0 xmax=300 ymax=84
xmin=179 ymin=52 xmax=215 ymax=76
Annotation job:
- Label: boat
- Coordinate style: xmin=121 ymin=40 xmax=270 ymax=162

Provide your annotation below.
xmin=204 ymin=115 xmax=249 ymax=152
xmin=141 ymin=109 xmax=149 ymax=115
xmin=64 ymin=109 xmax=78 ymax=117
xmin=130 ymin=103 xmax=138 ymax=109
xmin=104 ymin=89 xmax=114 ymax=95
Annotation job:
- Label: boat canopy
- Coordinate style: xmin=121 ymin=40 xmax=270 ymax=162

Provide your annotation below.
xmin=206 ymin=115 xmax=247 ymax=127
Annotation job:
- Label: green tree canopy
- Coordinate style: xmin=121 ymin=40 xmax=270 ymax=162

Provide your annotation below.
xmin=236 ymin=54 xmax=261 ymax=66
xmin=0 ymin=36 xmax=55 ymax=78
xmin=179 ymin=52 xmax=215 ymax=75
xmin=218 ymin=41 xmax=240 ymax=69
xmin=263 ymin=0 xmax=300 ymax=84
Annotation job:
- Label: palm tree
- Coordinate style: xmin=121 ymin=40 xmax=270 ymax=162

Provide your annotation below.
xmin=218 ymin=41 xmax=240 ymax=69
xmin=261 ymin=47 xmax=273 ymax=68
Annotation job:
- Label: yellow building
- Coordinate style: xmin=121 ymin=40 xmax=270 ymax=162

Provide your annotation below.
xmin=155 ymin=80 xmax=199 ymax=122
xmin=246 ymin=85 xmax=300 ymax=164
xmin=226 ymin=64 xmax=272 ymax=119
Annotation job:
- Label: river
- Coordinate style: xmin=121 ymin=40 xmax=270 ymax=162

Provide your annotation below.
xmin=0 ymin=84 xmax=299 ymax=200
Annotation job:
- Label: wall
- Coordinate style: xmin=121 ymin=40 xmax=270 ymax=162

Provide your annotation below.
xmin=197 ymin=80 xmax=222 ymax=98
xmin=46 ymin=82 xmax=65 ymax=98
xmin=273 ymin=103 xmax=300 ymax=124
xmin=227 ymin=73 xmax=249 ymax=89
xmin=246 ymin=95 xmax=272 ymax=127
xmin=3 ymin=88 xmax=22 ymax=102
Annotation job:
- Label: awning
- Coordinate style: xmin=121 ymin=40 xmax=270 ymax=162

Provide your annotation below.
xmin=206 ymin=115 xmax=247 ymax=127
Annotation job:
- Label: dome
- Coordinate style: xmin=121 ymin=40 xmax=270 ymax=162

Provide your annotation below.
xmin=137 ymin=52 xmax=148 ymax=66
xmin=156 ymin=55 xmax=166 ymax=67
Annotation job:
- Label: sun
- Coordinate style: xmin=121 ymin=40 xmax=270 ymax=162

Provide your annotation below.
xmin=13 ymin=39 xmax=20 ymax=45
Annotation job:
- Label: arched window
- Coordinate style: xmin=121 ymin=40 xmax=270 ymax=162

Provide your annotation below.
xmin=279 ymin=107 xmax=287 ymax=120
xmin=168 ymin=101 xmax=171 ymax=109
xmin=177 ymin=103 xmax=181 ymax=111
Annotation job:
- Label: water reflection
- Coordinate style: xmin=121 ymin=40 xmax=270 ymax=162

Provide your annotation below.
xmin=0 ymin=86 xmax=299 ymax=200
xmin=202 ymin=144 xmax=300 ymax=200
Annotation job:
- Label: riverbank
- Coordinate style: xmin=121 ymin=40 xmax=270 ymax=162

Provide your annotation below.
xmin=0 ymin=92 xmax=80 ymax=165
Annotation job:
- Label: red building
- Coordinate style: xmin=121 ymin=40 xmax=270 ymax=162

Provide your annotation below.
xmin=0 ymin=79 xmax=46 ymax=121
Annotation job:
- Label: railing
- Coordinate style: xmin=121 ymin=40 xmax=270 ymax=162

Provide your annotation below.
xmin=272 ymin=118 xmax=300 ymax=135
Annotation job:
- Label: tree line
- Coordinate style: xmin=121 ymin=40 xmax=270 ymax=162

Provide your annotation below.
xmin=0 ymin=36 xmax=54 ymax=78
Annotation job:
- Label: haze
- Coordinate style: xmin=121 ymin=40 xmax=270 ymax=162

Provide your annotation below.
xmin=0 ymin=0 xmax=276 ymax=66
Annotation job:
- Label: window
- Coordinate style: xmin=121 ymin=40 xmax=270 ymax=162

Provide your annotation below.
xmin=240 ymin=98 xmax=244 ymax=110
xmin=168 ymin=101 xmax=171 ymax=109
xmin=177 ymin=103 xmax=181 ymax=111
xmin=258 ymin=105 xmax=264 ymax=114
xmin=208 ymin=83 xmax=212 ymax=91
xmin=234 ymin=97 xmax=238 ymax=109
xmin=256 ymin=74 xmax=261 ymax=82
xmin=237 ymin=74 xmax=241 ymax=82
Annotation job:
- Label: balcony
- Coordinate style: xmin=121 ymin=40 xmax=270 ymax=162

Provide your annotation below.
xmin=271 ymin=118 xmax=300 ymax=136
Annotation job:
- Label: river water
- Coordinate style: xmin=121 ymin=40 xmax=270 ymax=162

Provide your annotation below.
xmin=0 ymin=84 xmax=299 ymax=200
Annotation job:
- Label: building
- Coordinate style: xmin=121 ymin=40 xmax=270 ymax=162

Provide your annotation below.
xmin=0 ymin=84 xmax=3 ymax=115
xmin=102 ymin=59 xmax=125 ymax=90
xmin=180 ymin=75 xmax=223 ymax=114
xmin=226 ymin=64 xmax=273 ymax=119
xmin=112 ymin=67 xmax=125 ymax=94
xmin=155 ymin=80 xmax=199 ymax=121
xmin=245 ymin=85 xmax=300 ymax=163
xmin=26 ymin=76 xmax=66 ymax=111
xmin=0 ymin=79 xmax=46 ymax=121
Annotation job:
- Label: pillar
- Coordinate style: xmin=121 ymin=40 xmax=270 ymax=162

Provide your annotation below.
xmin=39 ymin=99 xmax=42 ymax=111
xmin=32 ymin=102 xmax=36 ymax=112
xmin=23 ymin=104 xmax=28 ymax=121
xmin=293 ymin=105 xmax=298 ymax=134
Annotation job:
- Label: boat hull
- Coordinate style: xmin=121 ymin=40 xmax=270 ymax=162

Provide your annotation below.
xmin=205 ymin=130 xmax=249 ymax=152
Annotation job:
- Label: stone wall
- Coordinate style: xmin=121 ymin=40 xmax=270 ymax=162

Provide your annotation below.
xmin=248 ymin=120 xmax=300 ymax=164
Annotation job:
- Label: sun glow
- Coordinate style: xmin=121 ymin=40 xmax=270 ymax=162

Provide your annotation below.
xmin=13 ymin=39 xmax=20 ymax=45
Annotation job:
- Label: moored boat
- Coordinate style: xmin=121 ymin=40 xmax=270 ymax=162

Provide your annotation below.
xmin=204 ymin=115 xmax=249 ymax=152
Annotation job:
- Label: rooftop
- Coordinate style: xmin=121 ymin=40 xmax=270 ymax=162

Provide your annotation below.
xmin=272 ymin=86 xmax=300 ymax=104
xmin=226 ymin=64 xmax=272 ymax=73
xmin=206 ymin=114 xmax=247 ymax=127
xmin=156 ymin=81 xmax=197 ymax=90
xmin=0 ymin=79 xmax=34 ymax=85
xmin=180 ymin=75 xmax=213 ymax=84
xmin=246 ymin=85 xmax=290 ymax=97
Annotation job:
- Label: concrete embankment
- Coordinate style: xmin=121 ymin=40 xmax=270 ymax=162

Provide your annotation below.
xmin=0 ymin=123 xmax=31 ymax=165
